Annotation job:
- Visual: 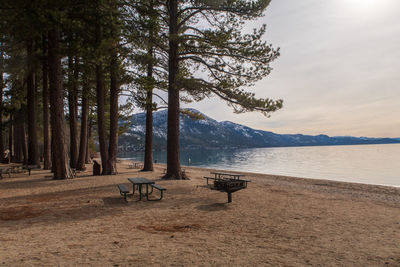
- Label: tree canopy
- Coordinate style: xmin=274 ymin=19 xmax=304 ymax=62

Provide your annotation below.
xmin=0 ymin=0 xmax=282 ymax=179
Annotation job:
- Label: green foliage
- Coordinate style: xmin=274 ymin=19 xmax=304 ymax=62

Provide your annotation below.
xmin=0 ymin=0 xmax=283 ymax=159
xmin=180 ymin=108 xmax=206 ymax=120
xmin=171 ymin=0 xmax=283 ymax=115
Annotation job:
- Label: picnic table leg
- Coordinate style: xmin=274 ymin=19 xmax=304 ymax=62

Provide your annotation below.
xmin=227 ymin=192 xmax=232 ymax=203
xmin=138 ymin=185 xmax=142 ymax=200
xmin=148 ymin=185 xmax=153 ymax=195
xmin=132 ymin=184 xmax=136 ymax=196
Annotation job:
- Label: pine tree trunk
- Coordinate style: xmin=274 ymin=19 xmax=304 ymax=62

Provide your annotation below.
xmin=42 ymin=35 xmax=51 ymax=170
xmin=0 ymin=45 xmax=4 ymax=160
xmin=26 ymin=39 xmax=40 ymax=167
xmin=142 ymin=90 xmax=154 ymax=171
xmin=13 ymin=122 xmax=19 ymax=162
xmin=13 ymin=104 xmax=26 ymax=163
xmin=51 ymin=130 xmax=56 ymax=173
xmin=95 ymin=21 xmax=109 ymax=175
xmin=14 ymin=119 xmax=24 ymax=163
xmin=106 ymin=51 xmax=118 ymax=175
xmin=48 ymin=27 xmax=72 ymax=179
xmin=8 ymin=115 xmax=13 ymax=162
xmin=21 ymin=123 xmax=28 ymax=165
xmin=76 ymin=82 xmax=89 ymax=171
xmin=86 ymin=116 xmax=92 ymax=164
xmin=163 ymin=0 xmax=185 ymax=180
xmin=142 ymin=49 xmax=154 ymax=172
xmin=68 ymin=56 xmax=79 ymax=169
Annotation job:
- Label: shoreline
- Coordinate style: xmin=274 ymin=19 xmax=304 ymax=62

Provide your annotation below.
xmin=175 ymin=163 xmax=400 ymax=206
xmin=1 ymin=161 xmax=400 ymax=265
xmin=119 ymin=143 xmax=400 ymax=188
xmin=125 ymin=158 xmax=400 ymax=190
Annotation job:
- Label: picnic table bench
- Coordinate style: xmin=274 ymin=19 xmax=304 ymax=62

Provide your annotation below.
xmin=149 ymin=184 xmax=167 ymax=201
xmin=204 ymin=171 xmax=250 ymax=203
xmin=117 ymin=184 xmax=130 ymax=202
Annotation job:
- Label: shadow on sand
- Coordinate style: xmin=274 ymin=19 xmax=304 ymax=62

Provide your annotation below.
xmin=196 ymin=203 xmax=230 ymax=212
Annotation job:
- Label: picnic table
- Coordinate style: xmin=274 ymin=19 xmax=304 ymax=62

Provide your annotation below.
xmin=128 ymin=177 xmax=155 ymax=201
xmin=210 ymin=171 xmax=245 ymax=179
xmin=204 ymin=172 xmax=245 ymax=185
xmin=24 ymin=165 xmax=41 ymax=176
xmin=128 ymin=162 xmax=143 ymax=169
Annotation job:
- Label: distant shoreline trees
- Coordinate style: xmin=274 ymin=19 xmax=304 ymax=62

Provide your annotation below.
xmin=0 ymin=0 xmax=282 ymax=180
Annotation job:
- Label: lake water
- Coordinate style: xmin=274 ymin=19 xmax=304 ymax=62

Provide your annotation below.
xmin=121 ymin=143 xmax=400 ymax=187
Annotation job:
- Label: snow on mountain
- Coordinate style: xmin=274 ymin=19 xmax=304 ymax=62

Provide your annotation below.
xmin=118 ymin=109 xmax=400 ymax=151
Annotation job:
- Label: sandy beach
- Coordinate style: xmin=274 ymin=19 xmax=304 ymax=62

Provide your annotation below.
xmin=1 ymin=161 xmax=400 ymax=266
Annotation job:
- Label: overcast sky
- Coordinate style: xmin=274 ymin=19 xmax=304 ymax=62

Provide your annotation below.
xmin=182 ymin=0 xmax=400 ymax=138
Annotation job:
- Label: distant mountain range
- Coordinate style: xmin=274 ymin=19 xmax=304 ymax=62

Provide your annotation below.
xmin=118 ymin=109 xmax=400 ymax=152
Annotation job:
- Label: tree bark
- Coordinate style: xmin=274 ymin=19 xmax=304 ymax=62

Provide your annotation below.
xmin=163 ymin=0 xmax=185 ymax=179
xmin=14 ymin=118 xmax=28 ymax=165
xmin=8 ymin=115 xmax=13 ymax=162
xmin=67 ymin=56 xmax=79 ymax=169
xmin=26 ymin=39 xmax=40 ymax=166
xmin=13 ymin=119 xmax=22 ymax=163
xmin=48 ymin=27 xmax=72 ymax=179
xmin=76 ymin=81 xmax=89 ymax=171
xmin=42 ymin=35 xmax=51 ymax=170
xmin=21 ymin=123 xmax=28 ymax=165
xmin=0 ymin=44 xmax=4 ymax=160
xmin=95 ymin=21 xmax=109 ymax=175
xmin=142 ymin=50 xmax=154 ymax=172
xmin=51 ymin=129 xmax=56 ymax=173
xmin=13 ymin=120 xmax=27 ymax=164
xmin=106 ymin=51 xmax=119 ymax=175
xmin=86 ymin=115 xmax=92 ymax=164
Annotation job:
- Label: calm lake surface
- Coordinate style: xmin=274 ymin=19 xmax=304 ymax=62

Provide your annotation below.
xmin=121 ymin=143 xmax=400 ymax=187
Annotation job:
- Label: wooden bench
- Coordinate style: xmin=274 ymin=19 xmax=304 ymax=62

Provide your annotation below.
xmin=148 ymin=184 xmax=167 ymax=201
xmin=117 ymin=184 xmax=130 ymax=202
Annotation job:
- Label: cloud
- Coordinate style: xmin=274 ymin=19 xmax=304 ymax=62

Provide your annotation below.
xmin=184 ymin=0 xmax=400 ymax=138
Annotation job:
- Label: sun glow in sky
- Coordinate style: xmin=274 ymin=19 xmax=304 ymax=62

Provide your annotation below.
xmin=343 ymin=0 xmax=391 ymax=17
xmin=347 ymin=0 xmax=380 ymax=9
xmin=182 ymin=0 xmax=400 ymax=138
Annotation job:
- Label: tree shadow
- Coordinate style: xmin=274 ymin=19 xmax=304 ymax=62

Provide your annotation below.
xmin=0 ymin=184 xmax=114 ymax=204
xmin=196 ymin=203 xmax=230 ymax=212
xmin=102 ymin=196 xmax=131 ymax=206
xmin=0 ymin=184 xmax=124 ymax=228
xmin=0 ymin=177 xmax=56 ymax=189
